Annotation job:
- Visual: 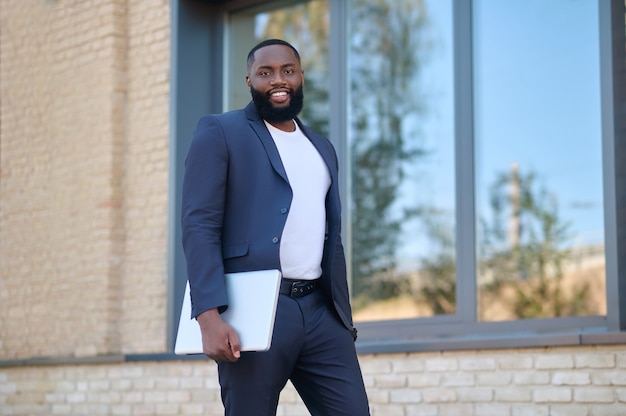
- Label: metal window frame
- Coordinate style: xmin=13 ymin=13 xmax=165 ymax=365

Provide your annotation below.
xmin=167 ymin=0 xmax=626 ymax=354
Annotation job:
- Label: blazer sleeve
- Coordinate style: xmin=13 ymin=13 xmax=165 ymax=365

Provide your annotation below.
xmin=181 ymin=115 xmax=230 ymax=319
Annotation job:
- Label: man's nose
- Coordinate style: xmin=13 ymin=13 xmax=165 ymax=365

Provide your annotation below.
xmin=271 ymin=72 xmax=285 ymax=85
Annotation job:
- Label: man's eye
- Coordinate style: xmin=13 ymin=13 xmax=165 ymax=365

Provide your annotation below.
xmin=284 ymin=69 xmax=294 ymax=75
xmin=259 ymin=71 xmax=271 ymax=76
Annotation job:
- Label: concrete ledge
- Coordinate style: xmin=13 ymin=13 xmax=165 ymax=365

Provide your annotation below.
xmin=2 ymin=331 xmax=626 ymax=368
xmin=0 ymin=354 xmax=125 ymax=368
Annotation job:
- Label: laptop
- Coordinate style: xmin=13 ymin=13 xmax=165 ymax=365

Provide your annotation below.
xmin=175 ymin=269 xmax=282 ymax=355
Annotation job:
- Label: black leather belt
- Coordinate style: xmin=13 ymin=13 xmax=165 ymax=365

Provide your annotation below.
xmin=280 ymin=278 xmax=320 ymax=298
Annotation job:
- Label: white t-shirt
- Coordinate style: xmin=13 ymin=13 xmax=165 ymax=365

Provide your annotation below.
xmin=265 ymin=120 xmax=330 ymax=280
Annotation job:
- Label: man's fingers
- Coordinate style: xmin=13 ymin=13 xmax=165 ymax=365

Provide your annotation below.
xmin=228 ymin=330 xmax=241 ymax=359
xmin=197 ymin=309 xmax=242 ymax=362
xmin=203 ymin=330 xmax=241 ymax=362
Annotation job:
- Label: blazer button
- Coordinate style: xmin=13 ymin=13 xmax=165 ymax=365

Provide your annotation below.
xmin=272 ymin=237 xmax=279 ymax=243
xmin=280 ymin=207 xmax=288 ymax=214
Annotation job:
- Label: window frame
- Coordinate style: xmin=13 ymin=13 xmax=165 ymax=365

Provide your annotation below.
xmin=168 ymin=0 xmax=626 ymax=354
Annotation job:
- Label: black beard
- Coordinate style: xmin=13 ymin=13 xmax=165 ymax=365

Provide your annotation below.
xmin=250 ymin=84 xmax=304 ymax=123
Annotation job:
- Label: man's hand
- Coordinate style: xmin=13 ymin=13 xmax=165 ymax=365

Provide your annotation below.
xmin=196 ymin=308 xmax=241 ymax=362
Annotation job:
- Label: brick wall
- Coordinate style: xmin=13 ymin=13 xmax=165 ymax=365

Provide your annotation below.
xmin=119 ymin=0 xmax=170 ymax=354
xmin=0 ymin=0 xmax=170 ymax=358
xmin=2 ymin=346 xmax=626 ymax=415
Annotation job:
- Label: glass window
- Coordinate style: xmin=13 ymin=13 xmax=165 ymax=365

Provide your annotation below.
xmin=175 ymin=0 xmax=621 ymax=352
xmin=348 ymin=0 xmax=456 ymax=321
xmin=473 ymin=0 xmax=606 ymax=321
xmin=226 ymin=0 xmax=330 ymax=136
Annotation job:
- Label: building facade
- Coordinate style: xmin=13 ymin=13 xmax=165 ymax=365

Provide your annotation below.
xmin=1 ymin=0 xmax=626 ymax=415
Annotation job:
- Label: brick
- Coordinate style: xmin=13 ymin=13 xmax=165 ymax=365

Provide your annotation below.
xmin=533 ymin=387 xmax=572 ymax=403
xmin=369 ymin=404 xmax=404 ymax=416
xmin=422 ymin=388 xmax=456 ymax=403
xmin=456 ymin=387 xmax=493 ymax=402
xmin=88 ymin=391 xmax=121 ymax=404
xmin=616 ymin=388 xmax=626 ymax=403
xmin=591 ymin=371 xmax=626 ymax=386
xmin=111 ymin=404 xmax=132 ymax=415
xmin=111 ymin=379 xmax=132 ymax=391
xmin=121 ymin=391 xmax=143 ymax=403
xmin=179 ymin=404 xmax=205 ymax=416
xmin=498 ymin=356 xmax=534 ymax=370
xmin=55 ymin=381 xmax=77 ymax=392
xmin=442 ymin=372 xmax=475 ymax=387
xmin=437 ymin=403 xmax=473 ymax=416
xmin=144 ymin=391 xmax=167 ymax=403
xmin=495 ymin=387 xmax=532 ymax=402
xmin=166 ymin=390 xmax=191 ymax=403
xmin=366 ymin=390 xmax=389 ymax=404
xmin=576 ymin=354 xmax=616 ymax=369
xmin=589 ymin=404 xmax=626 ymax=416
xmin=361 ymin=359 xmax=392 ymax=375
xmin=403 ymin=404 xmax=437 ymax=416
xmin=425 ymin=358 xmax=458 ymax=372
xmin=474 ymin=403 xmax=512 ymax=416
xmin=514 ymin=370 xmax=551 ymax=385
xmin=155 ymin=403 xmax=180 ymax=415
xmin=511 ymin=405 xmax=549 ymax=416
xmin=574 ymin=388 xmax=615 ymax=403
xmin=51 ymin=404 xmax=72 ymax=415
xmin=535 ymin=354 xmax=574 ymax=370
xmin=154 ymin=378 xmax=179 ymax=390
xmin=0 ymin=383 xmax=16 ymax=395
xmin=460 ymin=357 xmax=497 ymax=371
xmin=121 ymin=367 xmax=144 ymax=378
xmin=615 ymin=352 xmax=626 ymax=369
xmin=552 ymin=371 xmax=591 ymax=385
xmin=391 ymin=357 xmax=425 ymax=373
xmin=408 ymin=373 xmax=442 ymax=387
xmin=374 ymin=374 xmax=407 ymax=388
xmin=362 ymin=375 xmax=375 ymax=389
xmin=477 ymin=372 xmax=513 ymax=386
xmin=180 ymin=378 xmax=204 ymax=389
xmin=88 ymin=380 xmax=111 ymax=391
xmin=550 ymin=404 xmax=589 ymax=416
xmin=133 ymin=404 xmax=157 ymax=416
xmin=389 ymin=388 xmax=422 ymax=404
xmin=66 ymin=392 xmax=86 ymax=403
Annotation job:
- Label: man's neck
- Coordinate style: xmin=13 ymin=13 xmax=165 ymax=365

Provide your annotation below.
xmin=266 ymin=119 xmax=296 ymax=132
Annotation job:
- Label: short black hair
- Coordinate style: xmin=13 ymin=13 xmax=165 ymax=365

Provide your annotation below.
xmin=246 ymin=39 xmax=301 ymax=69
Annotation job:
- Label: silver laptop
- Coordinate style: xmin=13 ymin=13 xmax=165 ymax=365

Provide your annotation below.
xmin=175 ymin=269 xmax=282 ymax=355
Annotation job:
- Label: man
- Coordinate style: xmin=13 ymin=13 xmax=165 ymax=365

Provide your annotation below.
xmin=181 ymin=38 xmax=370 ymax=416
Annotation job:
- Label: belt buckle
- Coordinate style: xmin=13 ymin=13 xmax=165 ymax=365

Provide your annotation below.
xmin=290 ymin=280 xmax=315 ymax=298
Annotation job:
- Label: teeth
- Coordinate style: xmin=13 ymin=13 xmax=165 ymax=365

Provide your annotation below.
xmin=271 ymin=91 xmax=287 ymax=97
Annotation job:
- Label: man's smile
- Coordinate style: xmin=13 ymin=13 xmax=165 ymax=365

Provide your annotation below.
xmin=269 ymin=89 xmax=290 ymax=104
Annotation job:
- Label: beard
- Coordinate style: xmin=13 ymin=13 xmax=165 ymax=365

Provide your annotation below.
xmin=250 ymin=84 xmax=304 ymax=123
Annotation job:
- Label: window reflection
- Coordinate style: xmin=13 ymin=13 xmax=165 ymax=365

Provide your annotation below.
xmin=227 ymin=1 xmax=330 ymax=136
xmin=348 ymin=0 xmax=455 ymax=321
xmin=473 ymin=0 xmax=606 ymax=321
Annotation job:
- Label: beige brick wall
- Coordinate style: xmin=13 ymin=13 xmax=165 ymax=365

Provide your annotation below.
xmin=120 ymin=0 xmax=170 ymax=354
xmin=2 ymin=346 xmax=626 ymax=415
xmin=0 ymin=0 xmax=170 ymax=359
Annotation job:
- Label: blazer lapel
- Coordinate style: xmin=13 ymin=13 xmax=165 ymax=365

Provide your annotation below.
xmin=297 ymin=121 xmax=337 ymax=185
xmin=244 ymin=102 xmax=338 ymax=188
xmin=245 ymin=103 xmax=289 ymax=183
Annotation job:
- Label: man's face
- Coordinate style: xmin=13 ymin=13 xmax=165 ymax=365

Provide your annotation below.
xmin=246 ymin=44 xmax=304 ymax=123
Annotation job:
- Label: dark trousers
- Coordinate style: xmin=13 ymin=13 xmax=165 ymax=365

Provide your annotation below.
xmin=217 ymin=290 xmax=370 ymax=416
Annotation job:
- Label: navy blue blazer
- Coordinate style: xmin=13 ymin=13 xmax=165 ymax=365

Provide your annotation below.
xmin=181 ymin=102 xmax=355 ymax=338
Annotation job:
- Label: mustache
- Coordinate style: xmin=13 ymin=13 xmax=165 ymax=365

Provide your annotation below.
xmin=250 ymin=84 xmax=304 ymax=123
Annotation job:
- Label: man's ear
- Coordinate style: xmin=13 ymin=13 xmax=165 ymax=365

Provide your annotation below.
xmin=245 ymin=76 xmax=251 ymax=90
